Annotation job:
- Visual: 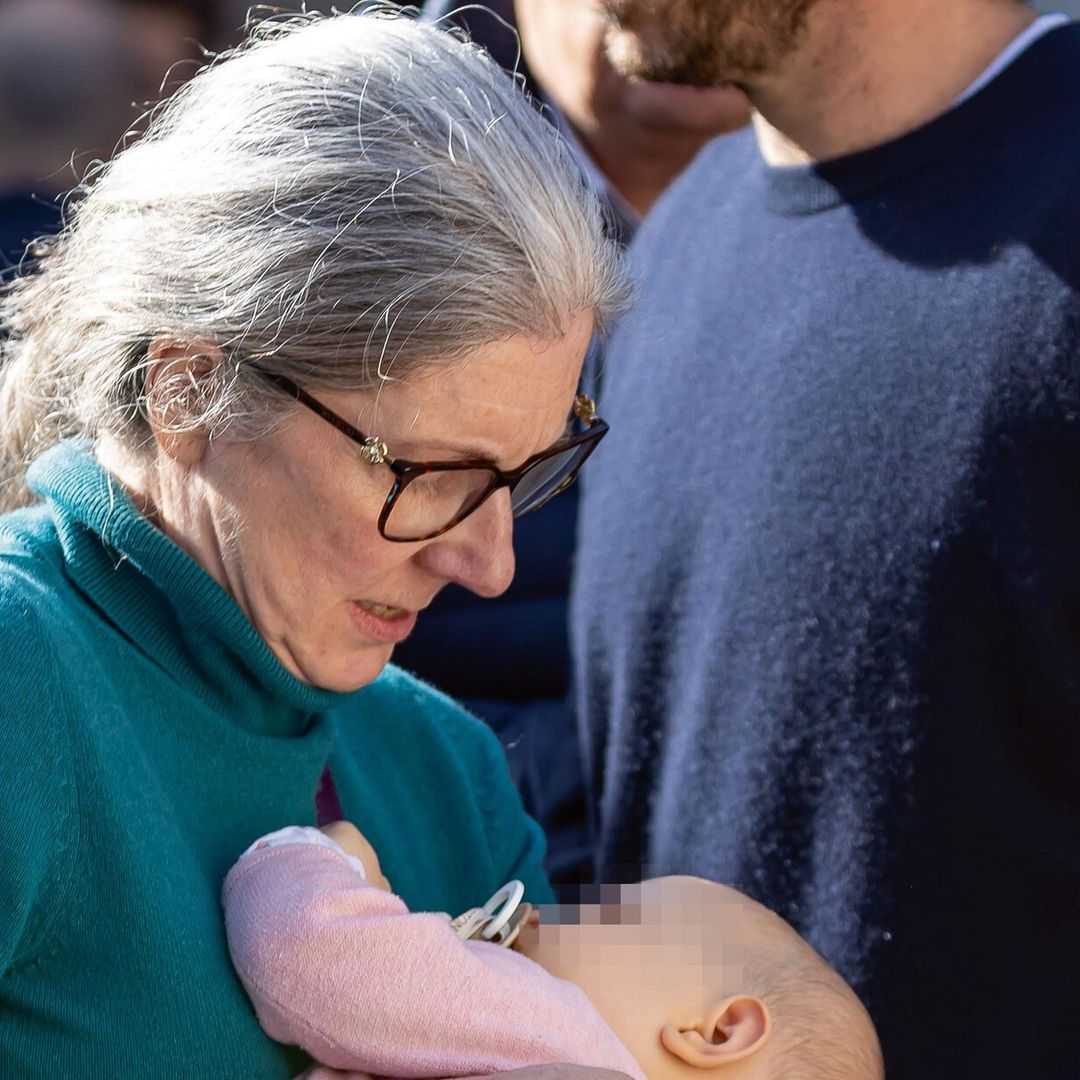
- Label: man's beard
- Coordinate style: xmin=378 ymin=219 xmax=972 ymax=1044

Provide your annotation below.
xmin=600 ymin=0 xmax=820 ymax=86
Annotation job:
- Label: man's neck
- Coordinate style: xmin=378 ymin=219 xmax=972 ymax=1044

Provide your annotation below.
xmin=750 ymin=0 xmax=1038 ymax=166
xmin=581 ymin=123 xmax=708 ymax=217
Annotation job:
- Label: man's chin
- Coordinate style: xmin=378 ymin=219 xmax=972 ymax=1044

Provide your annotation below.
xmin=604 ymin=21 xmax=731 ymax=89
xmin=604 ymin=23 xmax=673 ymax=82
xmin=602 ymin=0 xmax=823 ymax=89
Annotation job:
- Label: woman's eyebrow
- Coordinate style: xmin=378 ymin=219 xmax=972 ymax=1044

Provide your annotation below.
xmin=396 ymin=435 xmax=500 ymax=461
xmin=398 ymin=416 xmax=574 ymax=464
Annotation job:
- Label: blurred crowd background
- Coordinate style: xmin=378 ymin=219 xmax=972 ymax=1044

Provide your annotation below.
xmin=0 ymin=1 xmax=411 ymax=271
xmin=3 ymin=0 xmax=1078 ymax=275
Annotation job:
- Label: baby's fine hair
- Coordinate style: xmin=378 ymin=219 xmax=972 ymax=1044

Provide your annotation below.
xmin=745 ymin=927 xmax=884 ymax=1080
xmin=0 ymin=5 xmax=627 ymax=510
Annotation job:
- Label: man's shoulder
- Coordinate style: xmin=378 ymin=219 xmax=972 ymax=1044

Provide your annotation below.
xmin=981 ymin=22 xmax=1080 ymax=186
xmin=1028 ymin=20 xmax=1080 ymax=96
xmin=964 ymin=26 xmax=1080 ymax=290
xmin=628 ymin=126 xmax=759 ymax=262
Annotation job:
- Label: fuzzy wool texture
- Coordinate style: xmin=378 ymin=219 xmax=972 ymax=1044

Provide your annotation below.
xmin=572 ymin=24 xmax=1080 ymax=1080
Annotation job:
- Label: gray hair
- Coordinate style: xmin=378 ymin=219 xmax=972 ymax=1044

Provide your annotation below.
xmin=0 ymin=7 xmax=627 ymax=511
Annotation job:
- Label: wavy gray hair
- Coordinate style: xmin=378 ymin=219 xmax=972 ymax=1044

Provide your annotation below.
xmin=0 ymin=7 xmax=627 ymax=510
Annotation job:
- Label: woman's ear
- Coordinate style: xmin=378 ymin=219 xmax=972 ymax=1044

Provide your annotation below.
xmin=661 ymin=996 xmax=772 ymax=1068
xmin=143 ymin=338 xmax=224 ymax=467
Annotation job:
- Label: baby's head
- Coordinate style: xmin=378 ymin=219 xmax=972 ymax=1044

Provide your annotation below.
xmin=516 ymin=877 xmax=882 ymax=1080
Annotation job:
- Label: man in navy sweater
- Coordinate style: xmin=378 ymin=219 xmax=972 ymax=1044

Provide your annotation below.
xmin=572 ymin=2 xmax=1080 ymax=1076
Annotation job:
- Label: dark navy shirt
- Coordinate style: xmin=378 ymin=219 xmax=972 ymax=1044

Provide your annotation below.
xmin=572 ymin=25 xmax=1080 ymax=1079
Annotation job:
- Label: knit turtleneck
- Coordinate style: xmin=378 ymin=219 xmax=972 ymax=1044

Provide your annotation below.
xmin=28 ymin=440 xmax=347 ymax=734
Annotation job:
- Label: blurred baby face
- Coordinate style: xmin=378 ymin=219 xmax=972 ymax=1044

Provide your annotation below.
xmin=518 ymin=876 xmax=884 ymax=1080
xmin=518 ymin=878 xmax=762 ymax=1076
xmin=600 ymin=0 xmax=821 ymax=86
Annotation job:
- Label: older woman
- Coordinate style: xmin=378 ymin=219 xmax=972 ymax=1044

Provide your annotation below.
xmin=0 ymin=11 xmax=624 ymax=1077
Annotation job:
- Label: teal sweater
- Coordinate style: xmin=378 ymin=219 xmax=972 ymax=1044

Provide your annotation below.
xmin=0 ymin=441 xmax=554 ymax=1079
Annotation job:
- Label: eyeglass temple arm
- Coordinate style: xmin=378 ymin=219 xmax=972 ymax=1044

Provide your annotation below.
xmin=248 ymin=365 xmax=391 ymax=465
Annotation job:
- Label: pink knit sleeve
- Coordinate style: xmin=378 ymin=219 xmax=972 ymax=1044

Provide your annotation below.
xmin=222 ymin=845 xmax=644 ymax=1080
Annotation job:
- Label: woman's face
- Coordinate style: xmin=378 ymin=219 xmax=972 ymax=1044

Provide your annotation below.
xmin=168 ymin=314 xmax=594 ymax=691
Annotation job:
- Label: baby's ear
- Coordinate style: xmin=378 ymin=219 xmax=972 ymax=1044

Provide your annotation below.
xmin=660 ymin=996 xmax=771 ymax=1068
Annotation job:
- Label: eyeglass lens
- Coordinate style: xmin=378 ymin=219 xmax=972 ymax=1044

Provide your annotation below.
xmin=383 ymin=468 xmax=497 ymax=542
xmin=382 ymin=442 xmax=592 ymax=541
xmin=509 ymin=444 xmax=588 ymax=515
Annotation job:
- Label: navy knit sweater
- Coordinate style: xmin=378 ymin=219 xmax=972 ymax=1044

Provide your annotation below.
xmin=572 ymin=24 xmax=1080 ymax=1080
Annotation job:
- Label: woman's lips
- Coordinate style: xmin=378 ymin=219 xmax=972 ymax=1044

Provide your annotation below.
xmin=349 ymin=599 xmax=418 ymax=644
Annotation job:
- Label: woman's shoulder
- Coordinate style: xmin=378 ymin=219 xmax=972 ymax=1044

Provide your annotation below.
xmin=330 ymin=664 xmax=513 ymax=812
xmin=342 ymin=664 xmax=497 ymax=755
xmin=0 ymin=503 xmax=71 ymax=624
xmin=0 ymin=504 xmax=81 ymax=700
xmin=0 ymin=502 xmax=66 ymax=589
xmin=0 ymin=510 xmax=80 ymax=969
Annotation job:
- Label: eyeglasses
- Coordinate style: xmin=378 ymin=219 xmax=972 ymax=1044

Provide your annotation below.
xmin=250 ymin=366 xmax=609 ymax=542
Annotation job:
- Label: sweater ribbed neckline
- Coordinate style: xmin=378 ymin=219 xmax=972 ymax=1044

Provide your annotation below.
xmin=27 ymin=440 xmax=349 ymax=736
xmin=756 ymin=22 xmax=1077 ymax=217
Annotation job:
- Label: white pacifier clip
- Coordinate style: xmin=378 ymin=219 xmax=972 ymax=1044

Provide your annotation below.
xmin=448 ymin=880 xmax=531 ymax=948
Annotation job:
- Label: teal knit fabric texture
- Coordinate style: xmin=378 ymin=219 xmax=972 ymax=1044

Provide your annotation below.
xmin=0 ymin=440 xmax=553 ymax=1079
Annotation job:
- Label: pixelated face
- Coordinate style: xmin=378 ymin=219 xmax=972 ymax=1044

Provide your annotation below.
xmin=599 ymin=0 xmax=822 ymax=86
xmin=518 ymin=878 xmax=757 ymax=1076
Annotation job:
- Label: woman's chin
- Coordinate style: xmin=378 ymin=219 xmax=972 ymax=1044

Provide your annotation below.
xmin=276 ymin=639 xmax=396 ymax=694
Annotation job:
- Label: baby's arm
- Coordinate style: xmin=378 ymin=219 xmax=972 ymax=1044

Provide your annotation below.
xmin=223 ymin=829 xmax=644 ymax=1080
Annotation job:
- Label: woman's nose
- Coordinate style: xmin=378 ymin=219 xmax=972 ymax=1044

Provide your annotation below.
xmin=414 ymin=487 xmax=516 ymax=598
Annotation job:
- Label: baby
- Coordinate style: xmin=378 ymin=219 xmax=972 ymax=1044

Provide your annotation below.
xmin=223 ymin=823 xmax=882 ymax=1080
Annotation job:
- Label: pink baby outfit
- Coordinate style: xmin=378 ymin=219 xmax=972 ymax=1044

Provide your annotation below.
xmin=223 ymin=831 xmax=645 ymax=1080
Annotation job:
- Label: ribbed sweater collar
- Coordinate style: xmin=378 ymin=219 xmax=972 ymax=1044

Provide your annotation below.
xmin=27 ymin=440 xmax=349 ymax=737
xmin=754 ymin=22 xmax=1078 ymax=216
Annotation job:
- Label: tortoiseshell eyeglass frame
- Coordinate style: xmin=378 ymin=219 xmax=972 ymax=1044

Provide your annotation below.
xmin=249 ymin=365 xmax=609 ymax=542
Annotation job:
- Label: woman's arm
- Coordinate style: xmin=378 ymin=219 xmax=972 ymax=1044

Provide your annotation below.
xmin=297 ymin=1065 xmax=639 ymax=1080
xmin=223 ymin=835 xmax=643 ymax=1080
xmin=0 ymin=614 xmax=76 ymax=975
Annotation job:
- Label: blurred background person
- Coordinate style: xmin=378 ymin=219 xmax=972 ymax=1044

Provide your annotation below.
xmin=0 ymin=0 xmax=215 ymax=274
xmin=423 ymin=0 xmax=752 ymax=228
xmin=118 ymin=0 xmax=216 ymax=80
xmin=400 ymin=0 xmax=750 ymax=893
